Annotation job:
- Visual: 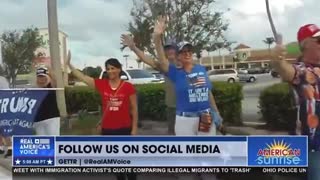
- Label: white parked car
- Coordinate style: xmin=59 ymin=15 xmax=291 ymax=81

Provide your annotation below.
xmin=208 ymin=69 xmax=239 ymax=83
xmin=238 ymin=68 xmax=248 ymax=74
xmin=149 ymin=71 xmax=165 ymax=82
xmin=99 ymin=69 xmax=162 ymax=85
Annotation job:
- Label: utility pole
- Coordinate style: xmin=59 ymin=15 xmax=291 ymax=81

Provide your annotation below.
xmin=47 ymin=0 xmax=69 ymax=129
xmin=62 ymin=35 xmax=68 ymax=87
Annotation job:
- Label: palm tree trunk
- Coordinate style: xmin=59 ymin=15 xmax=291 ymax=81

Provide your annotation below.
xmin=265 ymin=0 xmax=278 ymax=41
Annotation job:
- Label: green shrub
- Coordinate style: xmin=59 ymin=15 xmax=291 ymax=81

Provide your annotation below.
xmin=135 ymin=83 xmax=166 ymax=121
xmin=65 ymin=86 xmax=101 ymax=114
xmin=212 ymin=82 xmax=243 ymax=125
xmin=65 ymin=82 xmax=243 ymax=124
xmin=259 ymin=83 xmax=297 ymax=131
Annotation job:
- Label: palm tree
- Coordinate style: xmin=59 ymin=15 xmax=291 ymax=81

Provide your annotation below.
xmin=124 ymin=18 xmax=155 ymax=57
xmin=263 ymin=37 xmax=275 ymax=55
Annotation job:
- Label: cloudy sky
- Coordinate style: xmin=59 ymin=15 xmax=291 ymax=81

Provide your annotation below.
xmin=0 ymin=0 xmax=319 ymax=69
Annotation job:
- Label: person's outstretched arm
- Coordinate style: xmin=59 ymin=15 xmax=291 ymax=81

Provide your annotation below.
xmin=271 ymin=34 xmax=296 ymax=82
xmin=66 ymin=51 xmax=95 ymax=88
xmin=121 ymin=34 xmax=160 ymax=70
xmin=153 ymin=16 xmax=169 ymax=73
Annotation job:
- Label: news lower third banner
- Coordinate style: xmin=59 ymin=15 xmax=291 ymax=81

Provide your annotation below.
xmin=12 ymin=136 xmax=308 ymax=168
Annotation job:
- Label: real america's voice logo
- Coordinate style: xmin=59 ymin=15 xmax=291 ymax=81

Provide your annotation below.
xmin=255 ymin=140 xmax=301 ymax=165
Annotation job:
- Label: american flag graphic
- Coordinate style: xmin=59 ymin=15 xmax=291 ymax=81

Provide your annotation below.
xmin=188 ymin=76 xmax=206 ymax=87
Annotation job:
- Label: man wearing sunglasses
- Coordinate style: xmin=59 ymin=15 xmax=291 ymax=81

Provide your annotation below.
xmin=272 ymin=24 xmax=320 ymax=180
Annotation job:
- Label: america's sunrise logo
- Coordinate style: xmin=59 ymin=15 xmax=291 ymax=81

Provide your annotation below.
xmin=247 ymin=136 xmax=307 ymax=166
xmin=255 ymin=140 xmax=301 ymax=165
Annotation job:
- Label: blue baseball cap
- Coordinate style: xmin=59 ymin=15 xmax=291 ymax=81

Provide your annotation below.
xmin=163 ymin=43 xmax=178 ymax=51
xmin=163 ymin=38 xmax=178 ymax=51
xmin=177 ymin=41 xmax=193 ymax=52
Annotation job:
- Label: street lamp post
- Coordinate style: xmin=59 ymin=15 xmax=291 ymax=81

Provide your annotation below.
xmin=123 ymin=55 xmax=129 ymax=69
xmin=47 ymin=0 xmax=69 ymax=129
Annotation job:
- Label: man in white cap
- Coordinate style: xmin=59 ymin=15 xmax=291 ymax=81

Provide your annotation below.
xmin=33 ymin=66 xmax=60 ymax=135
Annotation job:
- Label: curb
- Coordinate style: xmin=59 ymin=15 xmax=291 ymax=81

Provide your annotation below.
xmin=242 ymin=80 xmax=280 ymax=91
xmin=225 ymin=127 xmax=251 ymax=135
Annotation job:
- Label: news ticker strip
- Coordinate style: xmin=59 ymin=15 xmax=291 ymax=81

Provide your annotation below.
xmin=12 ymin=167 xmax=308 ymax=176
xmin=13 ymin=136 xmax=308 ymax=167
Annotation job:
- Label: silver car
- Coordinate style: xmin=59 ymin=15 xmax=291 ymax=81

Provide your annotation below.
xmin=238 ymin=72 xmax=257 ymax=83
xmin=208 ymin=69 xmax=239 ymax=83
xmin=99 ymin=69 xmax=162 ymax=85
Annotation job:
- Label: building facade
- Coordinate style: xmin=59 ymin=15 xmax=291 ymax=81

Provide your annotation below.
xmin=33 ymin=28 xmax=69 ymax=86
xmin=196 ymin=43 xmax=300 ymax=71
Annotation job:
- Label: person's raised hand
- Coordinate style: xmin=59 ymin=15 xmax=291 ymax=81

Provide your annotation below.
xmin=272 ymin=34 xmax=287 ymax=60
xmin=153 ymin=15 xmax=167 ymax=35
xmin=121 ymin=34 xmax=135 ymax=50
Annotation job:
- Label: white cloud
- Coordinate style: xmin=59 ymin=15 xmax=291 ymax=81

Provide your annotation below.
xmin=220 ymin=0 xmax=318 ymax=53
xmin=229 ymin=0 xmax=303 ymax=15
xmin=0 ymin=0 xmax=319 ymax=68
xmin=58 ymin=0 xmax=134 ymax=69
xmin=0 ymin=0 xmax=134 ymax=69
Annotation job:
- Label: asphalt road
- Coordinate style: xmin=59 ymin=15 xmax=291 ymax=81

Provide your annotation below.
xmin=241 ymin=73 xmax=281 ymax=124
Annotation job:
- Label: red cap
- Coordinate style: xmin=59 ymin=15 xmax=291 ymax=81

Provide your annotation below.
xmin=297 ymin=24 xmax=320 ymax=42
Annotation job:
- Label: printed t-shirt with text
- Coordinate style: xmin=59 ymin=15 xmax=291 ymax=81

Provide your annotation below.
xmin=95 ymin=79 xmax=135 ymax=129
